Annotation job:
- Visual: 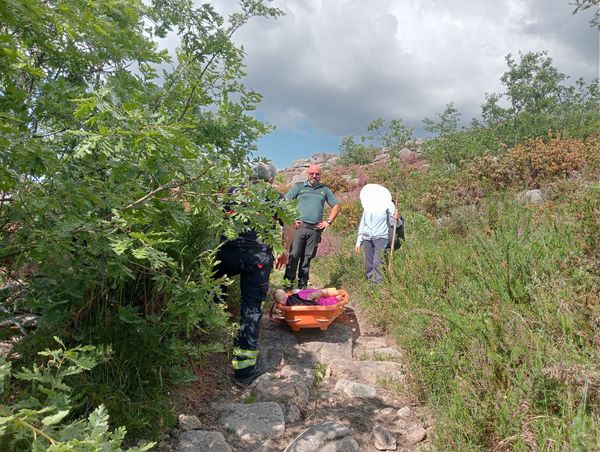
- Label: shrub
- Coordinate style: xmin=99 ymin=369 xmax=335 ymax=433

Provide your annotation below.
xmin=321 ymin=172 xmax=352 ymax=193
xmin=0 ymin=0 xmax=288 ymax=441
xmin=0 ymin=337 xmax=153 ymax=451
xmin=338 ymin=136 xmax=378 ymax=166
xmin=509 ymin=137 xmax=599 ymax=187
xmin=336 ymin=200 xmax=362 ymax=234
xmin=419 ymin=181 xmax=462 ymax=218
xmin=464 ymin=137 xmax=600 ymax=192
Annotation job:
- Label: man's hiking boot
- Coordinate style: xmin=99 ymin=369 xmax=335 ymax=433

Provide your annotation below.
xmin=234 ymin=364 xmax=264 ymax=387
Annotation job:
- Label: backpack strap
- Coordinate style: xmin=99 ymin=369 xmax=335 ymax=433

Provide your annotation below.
xmin=386 ymin=208 xmax=393 ymax=227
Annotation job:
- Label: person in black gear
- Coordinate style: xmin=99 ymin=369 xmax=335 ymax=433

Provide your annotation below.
xmin=214 ymin=162 xmax=288 ymax=386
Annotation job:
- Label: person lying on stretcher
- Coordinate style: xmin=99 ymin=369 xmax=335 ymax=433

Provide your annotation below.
xmin=273 ymin=288 xmax=343 ymax=306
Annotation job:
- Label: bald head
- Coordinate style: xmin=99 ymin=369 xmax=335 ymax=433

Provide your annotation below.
xmin=307 ymin=164 xmax=322 ymax=186
xmin=308 ymin=164 xmax=321 ymax=174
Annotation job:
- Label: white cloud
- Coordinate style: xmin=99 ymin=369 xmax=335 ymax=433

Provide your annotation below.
xmin=226 ymin=0 xmax=598 ymax=138
xmin=264 ymin=107 xmax=308 ymax=130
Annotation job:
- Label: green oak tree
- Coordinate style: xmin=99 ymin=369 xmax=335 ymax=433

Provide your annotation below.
xmin=421 ymin=51 xmax=599 ymax=167
xmin=481 ymin=51 xmax=599 ymax=146
xmin=338 ymin=118 xmax=413 ymax=166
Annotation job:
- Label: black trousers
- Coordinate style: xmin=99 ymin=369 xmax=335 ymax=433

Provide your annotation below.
xmin=214 ymin=244 xmax=273 ymax=376
xmin=284 ymin=226 xmax=321 ymax=288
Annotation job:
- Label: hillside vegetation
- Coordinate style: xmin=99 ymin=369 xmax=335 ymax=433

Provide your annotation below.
xmin=313 ymin=53 xmax=600 ymax=450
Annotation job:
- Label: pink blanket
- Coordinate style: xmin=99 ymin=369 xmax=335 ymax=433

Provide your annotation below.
xmin=297 ymin=289 xmax=339 ymax=306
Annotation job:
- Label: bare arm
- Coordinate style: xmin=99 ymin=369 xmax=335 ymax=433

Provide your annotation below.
xmin=317 ymin=203 xmax=341 ymax=230
xmin=329 ymin=204 xmax=341 ymax=222
xmin=276 ymin=223 xmax=296 ymax=269
xmin=273 ymin=289 xmax=288 ymax=304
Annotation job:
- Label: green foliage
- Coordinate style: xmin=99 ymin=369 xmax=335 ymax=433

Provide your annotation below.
xmin=578 ymin=183 xmax=600 ymax=256
xmin=366 ymin=118 xmax=413 ymax=156
xmin=422 ymin=52 xmax=600 ymax=167
xmin=335 ymin=199 xmax=362 ymax=234
xmin=0 ymin=337 xmax=153 ymax=450
xmin=315 ymin=178 xmax=600 ymax=449
xmin=338 ymin=118 xmax=413 ymax=166
xmin=483 ymin=52 xmax=600 ymax=144
xmin=572 ymin=0 xmax=600 ymax=28
xmin=0 ymin=0 xmax=290 ymax=440
xmin=313 ymin=362 xmax=327 ymax=386
xmin=423 ymin=103 xmax=461 ymax=137
xmin=338 ymin=135 xmax=378 ymax=166
xmin=422 ymin=103 xmax=471 ymax=166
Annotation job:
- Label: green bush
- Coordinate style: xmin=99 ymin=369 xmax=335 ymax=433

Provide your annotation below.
xmin=0 ymin=337 xmax=153 ymax=451
xmin=421 ymin=53 xmax=600 ymax=168
xmin=338 ymin=135 xmax=378 ymax=166
xmin=457 ymin=136 xmax=600 ymax=202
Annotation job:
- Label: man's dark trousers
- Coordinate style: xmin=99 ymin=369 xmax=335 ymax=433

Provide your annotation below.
xmin=284 ymin=225 xmax=321 ymax=288
xmin=363 ymin=237 xmax=388 ymax=284
xmin=214 ymin=243 xmax=273 ymax=379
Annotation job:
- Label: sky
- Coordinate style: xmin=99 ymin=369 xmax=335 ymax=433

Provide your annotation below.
xmin=214 ymin=0 xmax=599 ymax=168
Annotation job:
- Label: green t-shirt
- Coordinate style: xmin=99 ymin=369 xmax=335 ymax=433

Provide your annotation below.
xmin=285 ymin=181 xmax=339 ymax=224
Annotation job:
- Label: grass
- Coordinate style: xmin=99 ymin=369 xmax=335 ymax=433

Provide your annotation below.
xmin=363 ymin=351 xmax=400 ymax=362
xmin=37 ymin=321 xmax=178 ymax=438
xmin=6 ymin=136 xmax=598 ymax=447
xmin=243 ymin=393 xmax=257 ymax=404
xmin=313 ymin=175 xmax=600 ymax=449
xmin=314 ymin=362 xmax=327 ymax=386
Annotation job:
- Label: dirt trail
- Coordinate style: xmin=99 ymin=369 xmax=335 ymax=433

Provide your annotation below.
xmin=163 ymin=293 xmax=433 ymax=451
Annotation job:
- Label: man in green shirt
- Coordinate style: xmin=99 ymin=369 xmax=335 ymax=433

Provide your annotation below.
xmin=284 ymin=164 xmax=340 ymax=289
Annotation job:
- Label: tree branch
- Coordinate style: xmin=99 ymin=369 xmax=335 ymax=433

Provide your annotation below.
xmin=120 ymin=169 xmax=209 ymax=212
xmin=173 ymin=8 xmax=256 ymax=121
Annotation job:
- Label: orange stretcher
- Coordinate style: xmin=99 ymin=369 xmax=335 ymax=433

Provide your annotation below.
xmin=269 ymin=289 xmax=349 ymax=331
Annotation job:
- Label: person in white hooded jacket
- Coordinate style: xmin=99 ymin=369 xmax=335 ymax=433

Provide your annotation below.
xmin=355 ymin=200 xmax=400 ymax=284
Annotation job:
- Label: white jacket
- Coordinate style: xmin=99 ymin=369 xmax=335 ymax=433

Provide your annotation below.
xmin=355 ymin=202 xmax=400 ymax=247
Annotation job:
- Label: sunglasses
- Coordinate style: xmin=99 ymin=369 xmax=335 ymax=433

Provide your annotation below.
xmin=308 ymin=172 xmax=321 ymax=176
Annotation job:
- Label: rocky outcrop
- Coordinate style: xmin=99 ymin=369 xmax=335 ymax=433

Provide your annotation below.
xmin=277 ymin=142 xmax=424 ymax=186
xmin=213 ymin=402 xmax=286 ymax=442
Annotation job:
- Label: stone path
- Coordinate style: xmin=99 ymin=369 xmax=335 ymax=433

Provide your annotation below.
xmin=169 ymin=297 xmax=432 ymax=451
